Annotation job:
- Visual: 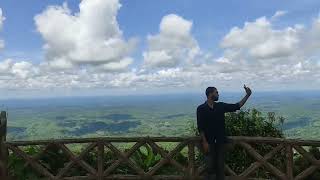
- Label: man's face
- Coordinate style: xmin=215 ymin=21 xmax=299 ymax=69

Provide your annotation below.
xmin=210 ymin=89 xmax=219 ymax=101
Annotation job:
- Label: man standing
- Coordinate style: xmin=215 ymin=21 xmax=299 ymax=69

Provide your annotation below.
xmin=196 ymin=85 xmax=252 ymax=180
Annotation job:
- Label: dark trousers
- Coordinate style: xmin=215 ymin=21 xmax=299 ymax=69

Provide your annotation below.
xmin=204 ymin=143 xmax=225 ymax=180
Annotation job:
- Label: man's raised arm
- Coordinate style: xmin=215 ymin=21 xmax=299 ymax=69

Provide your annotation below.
xmin=238 ymin=84 xmax=252 ymax=108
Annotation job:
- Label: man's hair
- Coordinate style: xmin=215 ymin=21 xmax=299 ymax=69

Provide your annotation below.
xmin=205 ymin=87 xmax=216 ymax=97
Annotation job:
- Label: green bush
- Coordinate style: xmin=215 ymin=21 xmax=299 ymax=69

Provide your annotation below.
xmin=225 ymin=109 xmax=285 ymax=178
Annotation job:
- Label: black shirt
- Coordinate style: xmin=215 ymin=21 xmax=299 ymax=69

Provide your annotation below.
xmin=196 ymin=101 xmax=240 ymax=144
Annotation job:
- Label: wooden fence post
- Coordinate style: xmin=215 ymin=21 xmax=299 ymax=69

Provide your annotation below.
xmin=188 ymin=141 xmax=195 ymax=179
xmin=0 ymin=111 xmax=8 ymax=179
xmin=286 ymin=144 xmax=294 ymax=180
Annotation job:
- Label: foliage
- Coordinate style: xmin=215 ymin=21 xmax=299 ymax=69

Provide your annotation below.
xmin=224 ymin=109 xmax=285 ymax=178
xmin=8 ymin=146 xmax=41 ymax=180
xmin=130 ymin=144 xmax=162 ymax=172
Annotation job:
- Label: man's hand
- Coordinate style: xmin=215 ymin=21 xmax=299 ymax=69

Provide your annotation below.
xmin=202 ymin=140 xmax=209 ymax=154
xmin=244 ymin=84 xmax=252 ymax=96
xmin=238 ymin=84 xmax=252 ymax=107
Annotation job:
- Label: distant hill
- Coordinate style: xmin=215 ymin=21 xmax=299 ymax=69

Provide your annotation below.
xmin=1 ymin=91 xmax=320 ymax=140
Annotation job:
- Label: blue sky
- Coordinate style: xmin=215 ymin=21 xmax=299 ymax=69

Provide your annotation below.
xmin=1 ymin=0 xmax=319 ymax=61
xmin=0 ymin=0 xmax=319 ymax=98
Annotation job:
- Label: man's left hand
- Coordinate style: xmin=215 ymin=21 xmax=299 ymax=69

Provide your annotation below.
xmin=244 ymin=84 xmax=252 ymax=96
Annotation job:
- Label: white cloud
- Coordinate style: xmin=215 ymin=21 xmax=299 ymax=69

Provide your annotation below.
xmin=302 ymin=17 xmax=320 ymax=56
xmin=100 ymin=57 xmax=133 ymax=72
xmin=217 ymin=13 xmax=320 ymax=91
xmin=34 ymin=0 xmax=135 ymax=71
xmin=0 ymin=59 xmax=39 ymax=79
xmin=0 ymin=60 xmax=40 ymax=98
xmin=160 ymin=14 xmax=193 ymax=37
xmin=11 ymin=61 xmax=39 ymax=79
xmin=1 ymin=8 xmax=320 ymax=95
xmin=143 ymin=14 xmax=200 ymax=68
xmin=221 ymin=17 xmax=301 ymax=59
xmin=215 ymin=57 xmax=231 ymax=64
xmin=0 ymin=59 xmax=12 ymax=74
xmin=41 ymin=57 xmax=74 ymax=70
xmin=271 ymin=10 xmax=287 ymax=21
xmin=0 ymin=8 xmax=6 ymax=50
xmin=143 ymin=50 xmax=172 ymax=67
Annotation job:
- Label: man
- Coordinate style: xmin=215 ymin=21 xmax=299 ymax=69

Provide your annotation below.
xmin=196 ymin=85 xmax=252 ymax=180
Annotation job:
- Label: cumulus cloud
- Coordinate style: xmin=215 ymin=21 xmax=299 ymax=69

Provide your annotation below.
xmin=221 ymin=17 xmax=301 ymax=59
xmin=100 ymin=57 xmax=133 ymax=72
xmin=302 ymin=17 xmax=320 ymax=56
xmin=217 ymin=13 xmax=320 ymax=90
xmin=0 ymin=59 xmax=39 ymax=82
xmin=1 ymin=7 xmax=320 ymax=95
xmin=271 ymin=10 xmax=287 ymax=21
xmin=11 ymin=61 xmax=39 ymax=79
xmin=0 ymin=8 xmax=6 ymax=50
xmin=34 ymin=0 xmax=136 ymax=70
xmin=2 ymin=3 xmax=240 ymax=94
xmin=0 ymin=59 xmax=11 ymax=73
xmin=143 ymin=14 xmax=200 ymax=68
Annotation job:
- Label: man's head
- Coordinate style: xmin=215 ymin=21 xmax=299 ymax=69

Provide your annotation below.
xmin=206 ymin=87 xmax=219 ymax=101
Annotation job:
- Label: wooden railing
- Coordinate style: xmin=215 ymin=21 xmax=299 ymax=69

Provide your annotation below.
xmin=1 ymin=111 xmax=320 ymax=180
